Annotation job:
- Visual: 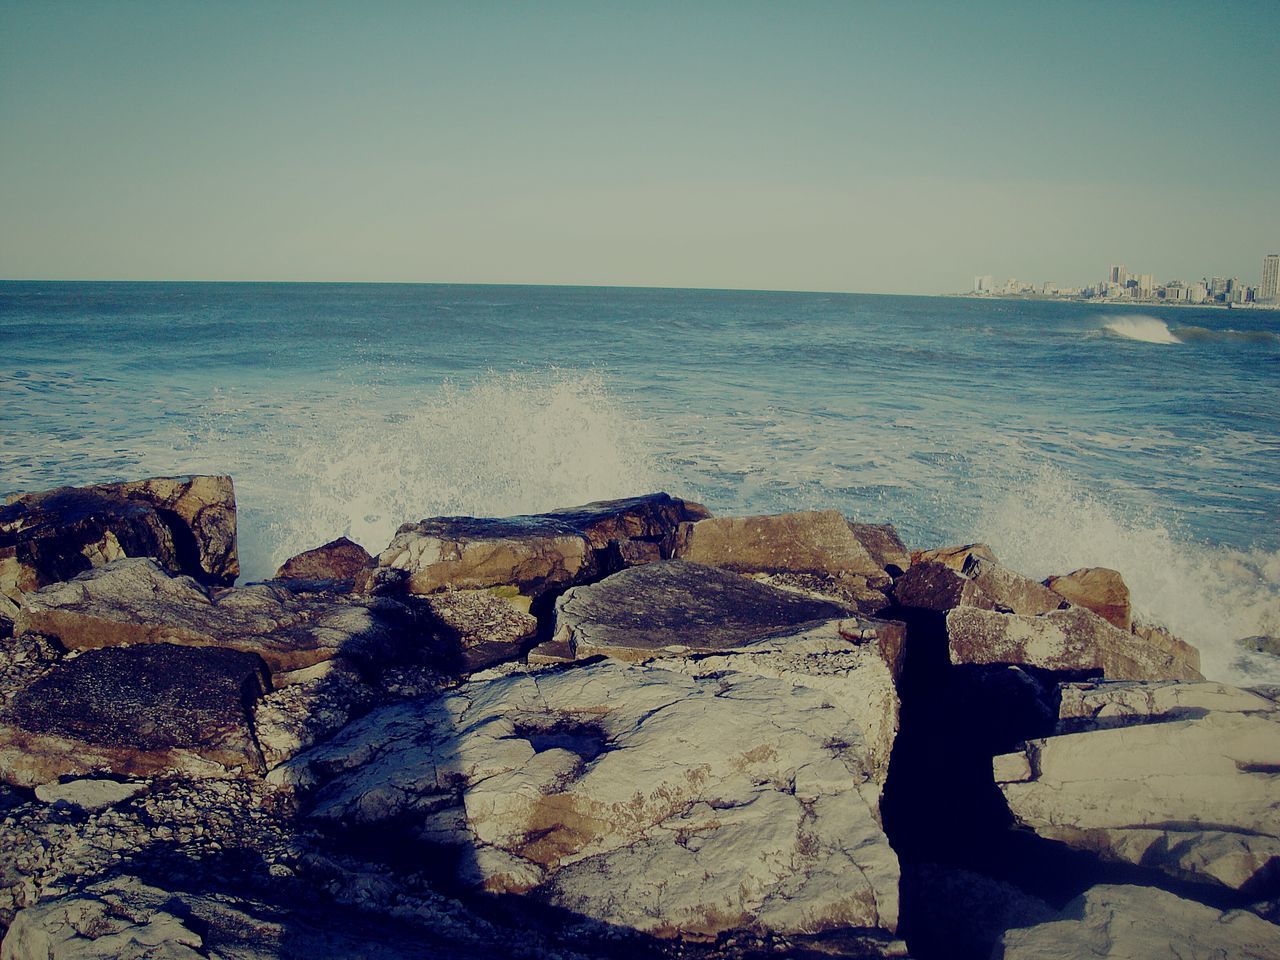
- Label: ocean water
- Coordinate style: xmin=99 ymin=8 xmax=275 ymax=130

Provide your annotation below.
xmin=2 ymin=281 xmax=1278 ymax=683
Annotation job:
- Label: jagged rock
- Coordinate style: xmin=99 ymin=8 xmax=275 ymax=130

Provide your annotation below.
xmin=994 ymin=884 xmax=1280 ymax=959
xmin=892 ymin=561 xmax=995 ymax=613
xmin=669 ymin=510 xmax=885 ymax=579
xmin=33 ymin=777 xmax=147 ymax=812
xmin=252 ymin=659 xmax=375 ymax=769
xmin=278 ymin=657 xmax=901 ymax=941
xmin=909 ymin=543 xmax=996 ymax=571
xmin=961 ymin=557 xmax=1066 ymax=616
xmin=419 ymin=587 xmax=539 ymax=671
xmin=367 ymin=493 xmax=707 ymax=598
xmin=847 ymin=522 xmax=911 ymax=575
xmin=14 ymin=558 xmax=426 ymax=674
xmin=994 ymin=680 xmax=1280 ymax=894
xmin=945 ymin=606 xmax=1202 ymax=680
xmin=0 ymin=643 xmax=269 ymax=786
xmin=1044 ymin=567 xmax=1132 ymax=631
xmin=551 ymin=560 xmax=852 ymax=662
xmin=0 ymin=477 xmax=238 ymax=618
xmin=273 ymin=536 xmax=372 ymax=584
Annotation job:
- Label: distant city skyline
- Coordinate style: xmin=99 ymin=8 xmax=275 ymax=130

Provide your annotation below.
xmin=2 ymin=2 xmax=1278 ymax=295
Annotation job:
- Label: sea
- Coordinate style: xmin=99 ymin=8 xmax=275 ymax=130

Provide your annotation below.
xmin=2 ymin=282 xmax=1278 ymax=684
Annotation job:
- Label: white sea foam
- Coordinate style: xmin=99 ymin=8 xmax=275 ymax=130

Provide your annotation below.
xmin=1101 ymin=315 xmax=1182 ymax=344
xmin=201 ymin=371 xmax=678 ymax=581
xmin=975 ymin=464 xmax=1280 ymax=685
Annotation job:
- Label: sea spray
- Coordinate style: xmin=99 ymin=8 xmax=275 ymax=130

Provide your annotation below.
xmin=975 ymin=464 xmax=1280 ymax=684
xmin=1101 ymin=315 xmax=1182 ymax=344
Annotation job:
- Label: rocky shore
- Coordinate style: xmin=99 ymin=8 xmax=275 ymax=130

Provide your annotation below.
xmin=0 ymin=476 xmax=1276 ymax=959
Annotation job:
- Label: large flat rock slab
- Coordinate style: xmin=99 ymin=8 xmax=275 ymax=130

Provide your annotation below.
xmin=995 ymin=883 xmax=1280 ymax=960
xmin=0 ymin=643 xmax=269 ymax=785
xmin=0 ymin=477 xmax=238 ymax=614
xmin=551 ymin=559 xmax=853 ymax=661
xmin=670 ymin=510 xmax=885 ymax=578
xmin=276 ymin=657 xmax=900 ymax=942
xmin=14 ymin=557 xmax=426 ymax=674
xmin=368 ymin=493 xmax=708 ymax=597
xmin=994 ymin=680 xmax=1280 ymax=894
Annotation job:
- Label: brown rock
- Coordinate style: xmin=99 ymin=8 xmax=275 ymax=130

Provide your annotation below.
xmin=273 ymin=537 xmax=373 ymax=583
xmin=0 ymin=643 xmax=269 ymax=785
xmin=847 ymin=521 xmax=911 ymax=575
xmin=963 ymin=556 xmax=1067 ymax=616
xmin=15 ymin=557 xmax=426 ymax=674
xmin=909 ymin=543 xmax=997 ymax=572
xmin=420 ymin=587 xmax=539 ymax=672
xmin=892 ymin=561 xmax=996 ymax=613
xmin=946 ymin=606 xmax=1202 ymax=680
xmin=1044 ymin=567 xmax=1132 ymax=631
xmin=669 ymin=510 xmax=884 ymax=578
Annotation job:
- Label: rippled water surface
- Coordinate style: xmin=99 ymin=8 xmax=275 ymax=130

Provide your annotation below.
xmin=3 ymin=281 xmax=1278 ymax=681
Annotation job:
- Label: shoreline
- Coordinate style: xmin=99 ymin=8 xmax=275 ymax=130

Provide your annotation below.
xmin=944 ymin=292 xmax=1280 ymax=312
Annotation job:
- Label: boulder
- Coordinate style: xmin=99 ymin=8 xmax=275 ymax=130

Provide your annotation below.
xmin=0 ymin=477 xmax=237 ymax=615
xmin=669 ymin=510 xmax=888 ymax=579
xmin=278 ymin=657 xmax=901 ymax=941
xmin=751 ymin=570 xmax=892 ymax=617
xmin=419 ymin=587 xmax=539 ymax=672
xmin=14 ymin=558 xmax=426 ymax=674
xmin=892 ymin=561 xmax=995 ymax=613
xmin=847 ymin=522 xmax=911 ymax=575
xmin=945 ymin=606 xmax=1202 ymax=680
xmin=1044 ymin=566 xmax=1132 ymax=631
xmin=33 ymin=777 xmax=147 ymax=813
xmin=272 ymin=536 xmax=372 ymax=584
xmin=994 ymin=680 xmax=1280 ymax=893
xmin=367 ymin=493 xmax=707 ymax=597
xmin=0 ymin=643 xmax=269 ymax=785
xmin=961 ymin=556 xmax=1066 ymax=616
xmin=251 ymin=658 xmax=375 ymax=769
xmin=994 ymin=884 xmax=1280 ymax=960
xmin=550 ymin=559 xmax=852 ymax=662
xmin=909 ymin=543 xmax=996 ymax=572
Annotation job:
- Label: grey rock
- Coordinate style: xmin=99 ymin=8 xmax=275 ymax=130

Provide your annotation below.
xmin=419 ymin=587 xmax=539 ymax=672
xmin=0 ymin=643 xmax=270 ymax=786
xmin=33 ymin=777 xmax=147 ymax=812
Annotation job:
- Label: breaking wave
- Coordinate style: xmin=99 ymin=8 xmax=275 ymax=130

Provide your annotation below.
xmin=1101 ymin=316 xmax=1182 ymax=344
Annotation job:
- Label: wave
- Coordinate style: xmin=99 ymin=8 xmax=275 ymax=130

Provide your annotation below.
xmin=1101 ymin=316 xmax=1182 ymax=344
xmin=975 ymin=464 xmax=1280 ymax=685
xmin=1171 ymin=325 xmax=1280 ymax=344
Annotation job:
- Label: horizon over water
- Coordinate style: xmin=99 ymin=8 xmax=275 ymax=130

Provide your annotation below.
xmin=2 ymin=280 xmax=1278 ymax=684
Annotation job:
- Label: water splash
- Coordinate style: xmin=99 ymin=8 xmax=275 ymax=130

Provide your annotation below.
xmin=975 ymin=464 xmax=1280 ymax=684
xmin=1101 ymin=315 xmax=1182 ymax=344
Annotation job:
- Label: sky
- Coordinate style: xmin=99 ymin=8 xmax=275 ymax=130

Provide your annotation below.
xmin=2 ymin=1 xmax=1277 ymax=294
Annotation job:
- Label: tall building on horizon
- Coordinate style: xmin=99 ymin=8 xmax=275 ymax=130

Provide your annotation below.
xmin=1109 ymin=264 xmax=1128 ymax=285
xmin=1262 ymin=254 xmax=1280 ymax=303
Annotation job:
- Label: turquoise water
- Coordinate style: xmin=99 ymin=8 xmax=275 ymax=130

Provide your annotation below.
xmin=2 ymin=281 xmax=1278 ymax=681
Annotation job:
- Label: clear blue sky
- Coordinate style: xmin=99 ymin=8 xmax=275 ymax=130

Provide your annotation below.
xmin=2 ymin=1 xmax=1277 ymax=293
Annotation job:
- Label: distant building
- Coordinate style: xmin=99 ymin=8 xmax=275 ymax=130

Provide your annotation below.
xmin=1138 ymin=274 xmax=1155 ymax=297
xmin=1262 ymin=254 xmax=1279 ymax=303
xmin=974 ymin=275 xmax=994 ymax=294
xmin=1109 ymin=264 xmax=1128 ymax=285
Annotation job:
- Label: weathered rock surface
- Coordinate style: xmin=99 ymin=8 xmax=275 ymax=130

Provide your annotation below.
xmin=551 ymin=560 xmax=852 ymax=662
xmin=251 ymin=658 xmax=375 ymax=769
xmin=846 ymin=522 xmax=911 ymax=576
xmin=33 ymin=777 xmax=147 ymax=813
xmin=368 ymin=493 xmax=708 ymax=597
xmin=946 ymin=606 xmax=1202 ymax=680
xmin=272 ymin=536 xmax=372 ymax=584
xmin=892 ymin=561 xmax=996 ymax=613
xmin=0 ymin=643 xmax=269 ymax=786
xmin=752 ymin=571 xmax=892 ymax=617
xmin=14 ymin=558 xmax=427 ymax=674
xmin=1043 ymin=566 xmax=1132 ymax=631
xmin=419 ymin=587 xmax=539 ymax=671
xmin=0 ymin=477 xmax=238 ymax=615
xmin=909 ymin=543 xmax=996 ymax=572
xmin=994 ymin=883 xmax=1280 ymax=959
xmin=961 ymin=557 xmax=1066 ymax=617
xmin=670 ymin=510 xmax=885 ymax=579
xmin=278 ymin=657 xmax=901 ymax=941
xmin=994 ymin=680 xmax=1280 ymax=894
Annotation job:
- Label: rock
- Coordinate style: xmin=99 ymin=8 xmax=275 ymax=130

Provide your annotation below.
xmin=945 ymin=606 xmax=1202 ymax=680
xmin=14 ymin=558 xmax=427 ymax=674
xmin=909 ymin=543 xmax=996 ymax=572
xmin=994 ymin=884 xmax=1280 ymax=960
xmin=251 ymin=659 xmax=375 ymax=769
xmin=280 ymin=657 xmax=901 ymax=941
xmin=550 ymin=560 xmax=853 ymax=662
xmin=367 ymin=493 xmax=708 ymax=598
xmin=669 ymin=510 xmax=885 ymax=578
xmin=419 ymin=587 xmax=539 ymax=672
xmin=892 ymin=561 xmax=995 ymax=613
xmin=0 ymin=643 xmax=269 ymax=786
xmin=750 ymin=571 xmax=891 ymax=617
xmin=994 ymin=679 xmax=1280 ymax=893
xmin=847 ymin=522 xmax=911 ymax=576
xmin=33 ymin=777 xmax=147 ymax=812
xmin=1044 ymin=567 xmax=1132 ymax=631
xmin=272 ymin=536 xmax=372 ymax=584
xmin=0 ymin=477 xmax=238 ymax=617
xmin=961 ymin=556 xmax=1066 ymax=616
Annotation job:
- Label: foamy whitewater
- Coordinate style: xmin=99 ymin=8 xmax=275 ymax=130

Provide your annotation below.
xmin=3 ymin=283 xmax=1279 ymax=683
